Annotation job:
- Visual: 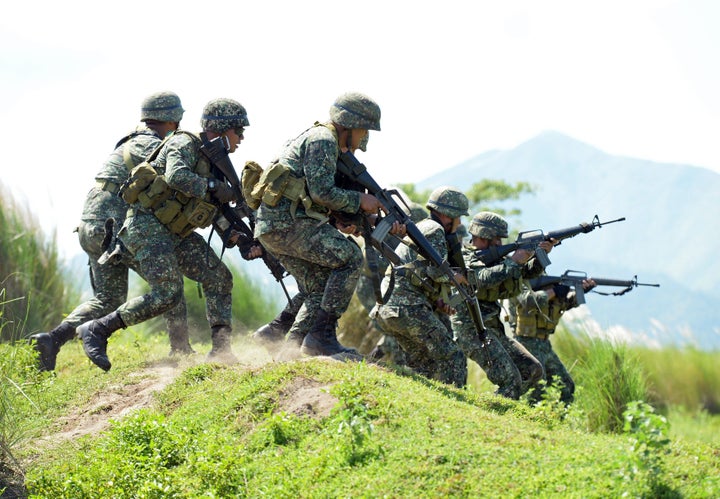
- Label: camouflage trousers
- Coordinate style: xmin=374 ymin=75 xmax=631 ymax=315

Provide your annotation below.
xmin=64 ymin=220 xmax=188 ymax=337
xmin=375 ymin=303 xmax=467 ymax=388
xmin=355 ymin=273 xmax=407 ymax=364
xmin=117 ymin=212 xmax=232 ymax=328
xmin=515 ymin=335 xmax=575 ymax=404
xmin=451 ymin=306 xmax=543 ymax=399
xmin=258 ymin=219 xmax=363 ymax=321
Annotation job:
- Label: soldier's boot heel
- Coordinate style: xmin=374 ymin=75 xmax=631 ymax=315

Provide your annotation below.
xmin=78 ymin=311 xmax=125 ymax=372
xmin=300 ymin=310 xmax=357 ymax=357
xmin=29 ymin=322 xmax=76 ymax=371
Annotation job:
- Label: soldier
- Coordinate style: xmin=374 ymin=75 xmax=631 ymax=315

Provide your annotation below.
xmin=451 ymin=211 xmax=550 ymax=399
xmin=508 ymin=277 xmax=596 ymax=404
xmin=254 ymin=92 xmax=397 ymax=357
xmin=373 ymin=187 xmax=469 ymax=388
xmin=77 ymin=98 xmax=250 ymax=371
xmin=30 ymin=91 xmax=193 ymax=371
xmin=359 ymin=201 xmax=427 ymax=364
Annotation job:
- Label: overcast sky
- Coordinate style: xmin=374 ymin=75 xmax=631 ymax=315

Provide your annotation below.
xmin=2 ymin=0 xmax=718 ymax=258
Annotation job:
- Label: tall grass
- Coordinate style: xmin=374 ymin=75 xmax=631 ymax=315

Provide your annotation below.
xmin=0 ymin=183 xmax=80 ymax=342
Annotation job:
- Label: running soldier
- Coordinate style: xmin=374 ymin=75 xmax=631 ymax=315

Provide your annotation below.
xmin=77 ymin=98 xmax=250 ymax=371
xmin=30 ymin=91 xmax=192 ymax=371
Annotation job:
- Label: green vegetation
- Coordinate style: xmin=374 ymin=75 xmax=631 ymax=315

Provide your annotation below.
xmin=4 ymin=340 xmax=717 ymax=498
xmin=0 ymin=184 xmax=80 ymax=342
xmin=3 ymin=180 xmax=719 ymax=496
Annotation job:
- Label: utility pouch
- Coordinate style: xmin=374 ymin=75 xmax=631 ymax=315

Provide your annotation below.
xmin=183 ymin=199 xmax=216 ymax=228
xmin=137 ymin=176 xmax=171 ymax=209
xmin=120 ymin=162 xmax=158 ymax=204
xmin=154 ymin=199 xmax=183 ymax=225
xmin=241 ymin=160 xmax=264 ymax=210
xmin=258 ymin=162 xmax=292 ymax=207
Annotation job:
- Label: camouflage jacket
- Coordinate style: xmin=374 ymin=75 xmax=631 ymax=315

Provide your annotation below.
xmin=378 ymin=218 xmax=451 ymax=307
xmin=464 ymin=246 xmax=546 ymax=329
xmin=254 ymin=123 xmax=361 ymax=236
xmin=81 ymin=125 xmax=162 ymax=223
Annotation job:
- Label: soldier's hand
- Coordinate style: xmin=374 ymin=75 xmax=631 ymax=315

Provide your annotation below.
xmin=242 ymin=244 xmax=264 ymax=260
xmin=511 ymin=248 xmax=533 ymax=265
xmin=336 ymin=221 xmax=359 ymax=236
xmin=211 ymin=182 xmax=237 ymax=204
xmin=434 ymin=299 xmax=456 ymax=315
xmin=539 ymin=239 xmax=556 ymax=254
xmin=582 ymin=278 xmax=596 ymax=292
xmin=360 ymin=193 xmax=387 ymax=215
xmin=389 ymin=221 xmax=406 ymax=237
xmin=453 ymin=272 xmax=469 ymax=286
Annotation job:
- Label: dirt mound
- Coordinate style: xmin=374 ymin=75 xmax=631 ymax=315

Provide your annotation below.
xmin=41 ymin=363 xmax=180 ymax=444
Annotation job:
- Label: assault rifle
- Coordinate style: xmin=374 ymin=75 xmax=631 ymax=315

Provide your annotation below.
xmin=336 ymin=151 xmax=487 ymax=342
xmin=474 ymin=215 xmax=626 ymax=267
xmin=528 ymin=270 xmax=660 ymax=304
xmin=199 ymin=133 xmax=291 ymax=302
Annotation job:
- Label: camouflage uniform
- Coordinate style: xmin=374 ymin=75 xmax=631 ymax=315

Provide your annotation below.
xmin=77 ymin=98 xmax=249 ymax=371
xmin=451 ymin=212 xmax=544 ymax=399
xmin=373 ymin=188 xmax=469 ymax=388
xmin=357 ymin=202 xmax=427 ymax=363
xmin=30 ymin=92 xmax=191 ymax=371
xmin=508 ymin=285 xmax=579 ymax=403
xmin=255 ymin=92 xmax=381 ymax=357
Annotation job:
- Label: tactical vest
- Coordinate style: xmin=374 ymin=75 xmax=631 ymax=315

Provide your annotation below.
xmin=474 ymin=274 xmax=523 ymax=302
xmin=121 ymin=131 xmax=217 ymax=238
xmin=249 ymin=122 xmax=335 ymax=221
xmin=515 ymin=299 xmax=562 ymax=339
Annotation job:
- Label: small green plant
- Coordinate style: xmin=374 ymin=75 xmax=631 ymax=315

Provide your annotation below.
xmin=620 ymin=401 xmax=671 ymax=495
xmin=524 ymin=379 xmax=568 ymax=429
xmin=330 ymin=382 xmax=379 ymax=466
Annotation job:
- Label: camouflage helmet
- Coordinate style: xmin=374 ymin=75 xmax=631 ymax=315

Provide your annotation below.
xmin=468 ymin=211 xmax=509 ymax=239
xmin=425 ymin=187 xmax=469 ymax=218
xmin=201 ymin=98 xmax=250 ymax=133
xmin=408 ymin=202 xmax=429 ymax=223
xmin=140 ymin=91 xmax=184 ymax=122
xmin=330 ymin=92 xmax=381 ymax=131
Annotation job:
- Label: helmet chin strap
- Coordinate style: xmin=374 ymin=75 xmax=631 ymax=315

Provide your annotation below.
xmin=345 ymin=127 xmax=353 ymax=151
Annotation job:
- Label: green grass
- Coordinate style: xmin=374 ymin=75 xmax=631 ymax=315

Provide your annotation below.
xmin=14 ymin=344 xmax=719 ymax=498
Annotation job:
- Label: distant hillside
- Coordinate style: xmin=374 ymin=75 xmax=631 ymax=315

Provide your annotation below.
xmin=418 ymin=131 xmax=720 ymax=349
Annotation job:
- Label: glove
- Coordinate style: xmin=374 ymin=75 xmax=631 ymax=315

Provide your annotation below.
xmin=210 ymin=182 xmax=237 ymax=204
xmin=553 ymin=284 xmax=570 ymax=302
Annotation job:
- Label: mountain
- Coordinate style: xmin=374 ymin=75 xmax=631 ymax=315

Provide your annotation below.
xmin=417 ymin=131 xmax=720 ymax=349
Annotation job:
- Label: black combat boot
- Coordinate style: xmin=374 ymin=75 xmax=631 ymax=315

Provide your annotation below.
xmin=168 ymin=325 xmax=196 ymax=356
xmin=251 ymin=310 xmax=295 ymax=347
xmin=207 ymin=325 xmax=238 ymax=364
xmin=29 ymin=322 xmax=76 ymax=371
xmin=77 ymin=311 xmax=125 ymax=372
xmin=300 ymin=309 xmax=358 ymax=357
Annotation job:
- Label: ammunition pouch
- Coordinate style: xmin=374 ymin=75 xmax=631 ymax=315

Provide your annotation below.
xmin=515 ymin=302 xmax=558 ymax=338
xmin=255 ymin=161 xmax=327 ymax=221
xmin=241 ymin=160 xmax=264 ymax=210
xmin=395 ymin=261 xmax=449 ymax=304
xmin=153 ymin=193 xmax=217 ymax=238
xmin=137 ymin=175 xmax=172 ymax=210
xmin=120 ymin=162 xmax=159 ymax=204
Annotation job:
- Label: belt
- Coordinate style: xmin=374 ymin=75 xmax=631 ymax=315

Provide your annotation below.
xmin=96 ymin=180 xmax=121 ymax=193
